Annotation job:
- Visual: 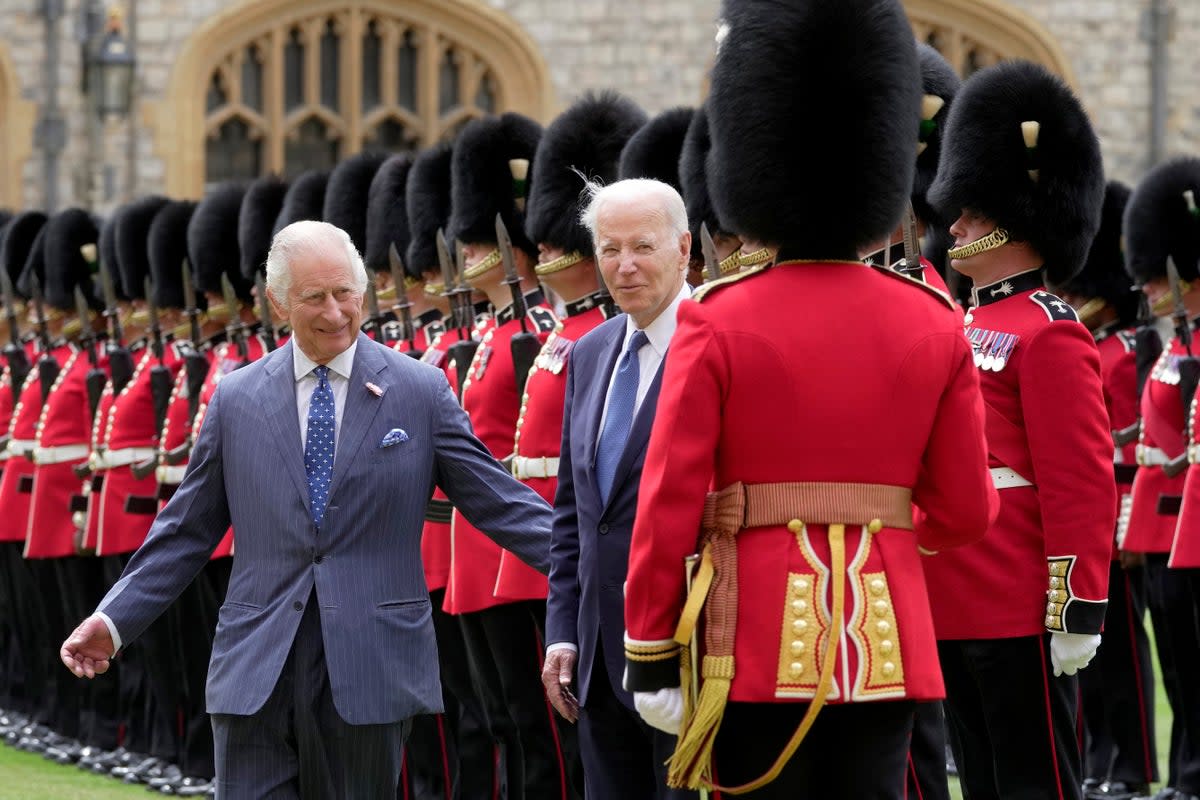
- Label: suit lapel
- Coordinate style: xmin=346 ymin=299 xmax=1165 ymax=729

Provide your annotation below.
xmin=262 ymin=341 xmax=310 ymax=515
xmin=327 ymin=334 xmax=387 ymax=504
xmin=587 ymin=323 xmax=627 ymax=474
xmin=601 ymin=358 xmax=665 ymax=515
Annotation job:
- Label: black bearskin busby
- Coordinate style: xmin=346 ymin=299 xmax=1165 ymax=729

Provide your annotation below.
xmin=1059 ymin=181 xmax=1138 ymax=325
xmin=448 ymin=112 xmax=542 ymax=257
xmin=406 ymin=143 xmax=454 ymax=278
xmin=1123 ymin=157 xmax=1200 ymax=286
xmin=526 ymin=91 xmax=647 ymax=259
xmin=324 ymin=152 xmax=387 ymax=256
xmin=929 ymin=60 xmax=1104 ymax=284
xmin=98 ymin=212 xmax=124 ymax=300
xmin=273 ymin=170 xmax=329 ymax=236
xmin=42 ymin=208 xmax=100 ymax=311
xmin=189 ymin=182 xmax=250 ymax=302
xmin=679 ymin=105 xmax=721 ymax=262
xmin=239 ymin=176 xmax=289 ymax=281
xmin=148 ymin=200 xmax=198 ymax=310
xmin=365 ymin=154 xmax=415 ymax=274
xmin=709 ymin=0 xmax=919 ymax=259
xmin=115 ymin=195 xmax=170 ymax=301
xmin=4 ymin=212 xmax=46 ymax=300
xmin=618 ymin=107 xmax=692 ymax=191
xmin=913 ymin=43 xmax=961 ymax=228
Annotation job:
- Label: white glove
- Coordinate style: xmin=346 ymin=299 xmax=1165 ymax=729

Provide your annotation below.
xmin=633 ymin=687 xmax=684 ymax=735
xmin=1049 ymin=632 xmax=1101 ymax=677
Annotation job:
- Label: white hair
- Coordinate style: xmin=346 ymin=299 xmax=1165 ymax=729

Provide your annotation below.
xmin=579 ymin=178 xmax=689 ymax=247
xmin=265 ymin=220 xmax=368 ymax=302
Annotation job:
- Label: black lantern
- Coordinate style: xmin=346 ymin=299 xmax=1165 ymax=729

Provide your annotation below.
xmin=86 ymin=9 xmax=135 ymax=117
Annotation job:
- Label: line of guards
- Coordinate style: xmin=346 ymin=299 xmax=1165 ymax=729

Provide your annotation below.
xmin=3 ymin=11 xmax=1200 ymax=800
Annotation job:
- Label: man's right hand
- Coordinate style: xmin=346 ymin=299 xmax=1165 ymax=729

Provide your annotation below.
xmin=60 ymin=615 xmax=115 ymax=679
xmin=541 ymin=647 xmax=579 ymax=723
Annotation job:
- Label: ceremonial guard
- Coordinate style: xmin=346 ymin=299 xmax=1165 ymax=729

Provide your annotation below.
xmin=1125 ymin=156 xmax=1200 ymax=800
xmin=412 ymin=144 xmax=466 ymax=380
xmin=920 ymin=60 xmax=1115 ymax=800
xmin=364 ymin=153 xmax=421 ymax=350
xmin=445 ymin=112 xmax=574 ymax=800
xmin=622 ymin=2 xmax=995 ymax=797
xmin=1053 ymin=180 xmax=1160 ymax=800
xmin=678 ymin=106 xmax=742 ymax=279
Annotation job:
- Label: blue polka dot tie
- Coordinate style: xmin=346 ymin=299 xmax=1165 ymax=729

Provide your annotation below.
xmin=304 ymin=365 xmax=335 ymax=527
xmin=596 ymin=330 xmax=648 ymax=505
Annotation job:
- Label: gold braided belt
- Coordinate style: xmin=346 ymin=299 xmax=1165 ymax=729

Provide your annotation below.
xmin=669 ymin=480 xmax=912 ymax=795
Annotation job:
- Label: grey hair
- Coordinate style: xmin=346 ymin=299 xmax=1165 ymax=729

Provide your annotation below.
xmin=579 ymin=178 xmax=689 ymax=247
xmin=265 ymin=220 xmax=369 ymax=302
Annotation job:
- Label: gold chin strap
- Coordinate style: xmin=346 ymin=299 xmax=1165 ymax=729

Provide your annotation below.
xmin=534 ymin=251 xmax=584 ymax=276
xmin=1152 ymin=280 xmax=1192 ymax=315
xmin=376 ymin=285 xmax=396 ymax=302
xmin=738 ymin=247 xmax=772 ymax=268
xmin=947 ymin=227 xmax=1009 ymax=260
xmin=63 ymin=318 xmax=82 ymax=338
xmin=205 ymin=302 xmax=234 ymax=325
xmin=718 ymin=250 xmax=741 ymax=276
xmin=423 ymin=281 xmax=446 ymax=298
xmin=128 ymin=308 xmax=150 ymax=327
xmin=463 ymin=249 xmax=502 ymax=281
xmin=1074 ymin=297 xmax=1109 ymax=327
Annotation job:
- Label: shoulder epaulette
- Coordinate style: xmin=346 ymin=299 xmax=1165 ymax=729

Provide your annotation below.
xmin=1029 ymin=290 xmax=1080 ymax=322
xmin=692 ymin=264 xmax=767 ymax=303
xmin=527 ymin=306 xmax=558 ymax=334
xmin=866 ymin=262 xmax=955 ymax=310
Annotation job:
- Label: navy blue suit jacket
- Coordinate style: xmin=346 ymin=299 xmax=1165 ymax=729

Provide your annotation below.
xmin=98 ymin=334 xmax=552 ymax=725
xmin=545 ymin=315 xmax=665 ymax=710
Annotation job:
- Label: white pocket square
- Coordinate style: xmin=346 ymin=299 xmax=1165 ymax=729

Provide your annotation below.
xmin=379 ymin=428 xmax=409 ymax=447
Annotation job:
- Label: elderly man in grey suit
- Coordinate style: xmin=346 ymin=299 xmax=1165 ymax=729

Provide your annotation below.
xmin=61 ymin=219 xmax=553 ymax=798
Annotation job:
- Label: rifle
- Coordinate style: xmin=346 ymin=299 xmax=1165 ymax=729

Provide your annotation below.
xmin=254 ymin=271 xmax=277 ymax=352
xmin=143 ymin=277 xmax=173 ymax=437
xmin=438 ymin=229 xmax=478 ymax=397
xmin=388 ymin=243 xmax=422 ymax=358
xmin=700 ymin=223 xmax=721 ymax=284
xmin=363 ymin=270 xmax=384 ymax=341
xmin=898 ymin=203 xmax=925 ymax=282
xmin=180 ymin=261 xmax=210 ymax=426
xmin=74 ymin=287 xmax=106 ymax=422
xmin=30 ymin=275 xmax=60 ymax=405
xmin=221 ymin=274 xmax=248 ymax=364
xmin=0 ymin=268 xmax=30 ymax=404
xmin=1168 ymin=255 xmax=1192 ymax=356
xmin=1165 ymin=358 xmax=1200 ymax=477
xmin=97 ymin=255 xmax=134 ymax=394
xmin=496 ymin=214 xmax=541 ymax=397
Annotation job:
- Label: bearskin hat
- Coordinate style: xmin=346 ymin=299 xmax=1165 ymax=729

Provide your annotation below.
xmin=97 ymin=212 xmax=125 ymax=301
xmin=239 ymin=176 xmax=288 ymax=281
xmin=618 ymin=107 xmax=692 ymax=190
xmin=189 ymin=182 xmax=250 ymax=302
xmin=42 ymin=208 xmax=100 ymax=311
xmin=114 ymin=195 xmax=169 ymax=301
xmin=912 ymin=44 xmax=961 ymax=228
xmin=406 ymin=143 xmax=454 ymax=278
xmin=679 ymin=105 xmax=721 ymax=262
xmin=365 ymin=154 xmax=415 ymax=274
xmin=324 ymin=152 xmax=387 ymax=256
xmin=148 ymin=200 xmax=198 ymax=310
xmin=273 ymin=170 xmax=329 ymax=236
xmin=526 ymin=91 xmax=647 ymax=258
xmin=709 ymin=0 xmax=919 ymax=258
xmin=929 ymin=60 xmax=1104 ymax=284
xmin=1123 ymin=157 xmax=1200 ymax=285
xmin=448 ymin=112 xmax=542 ymax=257
xmin=4 ymin=212 xmax=46 ymax=300
xmin=1058 ymin=181 xmax=1138 ymax=324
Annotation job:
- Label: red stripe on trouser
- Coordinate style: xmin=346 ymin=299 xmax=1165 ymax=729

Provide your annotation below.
xmin=1122 ymin=569 xmax=1156 ymax=781
xmin=532 ymin=624 xmax=570 ymax=799
xmin=1037 ymin=635 xmax=1067 ymax=799
xmin=436 ymin=714 xmax=452 ymax=799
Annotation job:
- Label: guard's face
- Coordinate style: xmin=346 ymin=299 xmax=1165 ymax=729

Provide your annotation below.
xmin=948 ymin=210 xmax=1007 ymax=278
xmin=595 ymin=199 xmax=689 ymax=327
xmin=272 ymin=246 xmax=363 ymax=364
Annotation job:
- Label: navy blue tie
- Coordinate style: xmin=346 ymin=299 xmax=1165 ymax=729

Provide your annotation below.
xmin=304 ymin=365 xmax=335 ymax=527
xmin=596 ymin=331 xmax=648 ymax=505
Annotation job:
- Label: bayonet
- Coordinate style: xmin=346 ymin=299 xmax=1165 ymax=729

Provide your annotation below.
xmin=700 ymin=223 xmax=721 ymax=284
xmin=364 ymin=269 xmax=383 ymax=340
xmin=75 ymin=287 xmax=105 ymax=422
xmin=98 ymin=258 xmax=124 ymax=346
xmin=221 ymin=274 xmax=248 ymax=361
xmin=1167 ymin=255 xmax=1192 ymax=355
xmin=29 ymin=275 xmax=58 ymax=405
xmin=0 ymin=269 xmax=29 ymax=402
xmin=181 ymin=259 xmax=202 ymax=345
xmin=389 ymin=243 xmax=421 ymax=355
xmin=496 ymin=214 xmax=541 ymax=396
xmin=144 ymin=275 xmax=174 ymax=438
xmin=899 ymin=202 xmax=924 ymax=281
xmin=436 ymin=229 xmax=465 ymax=336
xmin=254 ymin=271 xmax=277 ymax=352
xmin=144 ymin=277 xmax=165 ymax=363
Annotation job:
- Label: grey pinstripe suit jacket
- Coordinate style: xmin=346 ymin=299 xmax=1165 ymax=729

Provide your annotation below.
xmin=97 ymin=333 xmax=552 ymax=725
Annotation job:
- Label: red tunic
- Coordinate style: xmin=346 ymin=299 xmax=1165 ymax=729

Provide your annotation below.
xmin=924 ymin=272 xmax=1116 ymax=640
xmin=446 ymin=302 xmax=556 ymax=614
xmin=495 ymin=303 xmax=607 ymax=601
xmin=624 ymin=261 xmax=996 ymax=703
xmin=1171 ymin=337 xmax=1200 ymax=567
xmin=1123 ymin=333 xmax=1188 ymax=555
xmin=1095 ymin=329 xmax=1139 ymax=558
xmin=415 ymin=319 xmax=463 ymax=592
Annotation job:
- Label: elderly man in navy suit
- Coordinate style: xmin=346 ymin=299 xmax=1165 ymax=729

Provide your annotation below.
xmin=60 ymin=219 xmax=553 ymax=798
xmin=541 ymin=178 xmax=696 ymax=799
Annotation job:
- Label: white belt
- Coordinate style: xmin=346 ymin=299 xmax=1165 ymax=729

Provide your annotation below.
xmin=99 ymin=447 xmax=157 ymax=469
xmin=6 ymin=438 xmax=35 ymax=459
xmin=1137 ymin=445 xmax=1168 ymax=467
xmin=156 ymin=464 xmax=187 ymax=484
xmin=511 ymin=455 xmax=560 ymax=480
xmin=33 ymin=444 xmax=90 ymax=465
xmin=990 ymin=466 xmax=1033 ymax=489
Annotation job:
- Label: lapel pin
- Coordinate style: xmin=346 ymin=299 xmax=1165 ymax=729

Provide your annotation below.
xmin=365 ymin=381 xmax=384 ymax=397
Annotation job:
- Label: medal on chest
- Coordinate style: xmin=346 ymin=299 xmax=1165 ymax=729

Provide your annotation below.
xmin=966 ymin=326 xmax=1019 ymax=372
xmin=474 ymin=345 xmax=493 ymax=380
xmin=1152 ymin=351 xmax=1183 ymax=386
xmin=535 ymin=333 xmax=574 ymax=375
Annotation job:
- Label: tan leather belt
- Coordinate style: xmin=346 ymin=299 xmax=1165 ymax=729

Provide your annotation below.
xmin=511 ymin=455 xmax=560 ymax=480
xmin=702 ymin=480 xmax=914 ymax=537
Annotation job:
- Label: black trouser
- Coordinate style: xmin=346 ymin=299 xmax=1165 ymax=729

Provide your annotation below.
xmin=59 ymin=556 xmax=121 ymax=750
xmin=458 ymin=600 xmax=577 ymax=800
xmin=1079 ymin=561 xmax=1158 ymax=787
xmin=26 ymin=556 xmax=77 ymax=735
xmin=0 ymin=542 xmax=36 ymax=716
xmin=713 ymin=699 xmax=916 ymax=799
xmin=939 ymin=635 xmax=1081 ymax=800
xmin=1145 ymin=553 xmax=1200 ymax=793
xmin=101 ymin=552 xmax=151 ymax=755
xmin=905 ymin=701 xmax=952 ymax=800
xmin=174 ymin=556 xmax=231 ymax=778
xmin=430 ymin=589 xmax=494 ymax=800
